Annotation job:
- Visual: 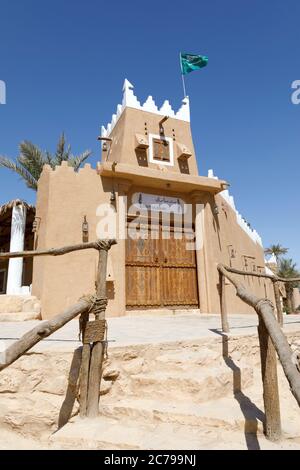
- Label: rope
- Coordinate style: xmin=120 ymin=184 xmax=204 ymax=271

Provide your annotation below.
xmin=78 ymin=295 xmax=108 ymax=340
xmin=95 ymin=240 xmax=114 ymax=251
xmin=255 ymin=298 xmax=275 ymax=312
xmin=80 ymin=294 xmax=108 ymax=315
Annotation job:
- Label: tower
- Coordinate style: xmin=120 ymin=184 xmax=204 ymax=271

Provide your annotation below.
xmin=33 ymin=79 xmax=266 ymax=319
xmin=99 ymin=79 xmax=198 ymax=176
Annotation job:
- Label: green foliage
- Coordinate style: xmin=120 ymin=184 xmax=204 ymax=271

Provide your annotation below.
xmin=277 ymin=258 xmax=299 ymax=283
xmin=264 ymin=244 xmax=288 ymax=261
xmin=278 ymin=258 xmax=300 ymax=314
xmin=0 ymin=133 xmax=92 ymax=191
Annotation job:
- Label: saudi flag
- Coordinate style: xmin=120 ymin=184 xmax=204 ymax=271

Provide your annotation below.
xmin=180 ymin=52 xmax=208 ymax=75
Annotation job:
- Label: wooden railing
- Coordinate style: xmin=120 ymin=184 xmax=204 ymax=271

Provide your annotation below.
xmin=0 ymin=239 xmax=116 ymax=419
xmin=218 ymin=263 xmax=300 ymax=442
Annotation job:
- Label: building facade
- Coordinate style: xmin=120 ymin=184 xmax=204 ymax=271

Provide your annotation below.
xmin=32 ymin=80 xmax=270 ymax=319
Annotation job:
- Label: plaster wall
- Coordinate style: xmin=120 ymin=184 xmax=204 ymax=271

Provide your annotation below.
xmin=32 ymin=162 xmax=123 ymax=318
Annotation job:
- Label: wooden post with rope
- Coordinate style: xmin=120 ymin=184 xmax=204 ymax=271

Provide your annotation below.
xmin=273 ymin=280 xmax=283 ymax=327
xmin=79 ymin=240 xmax=116 ymax=418
xmin=257 ymin=313 xmax=282 ymax=441
xmin=219 ymin=271 xmax=229 ymax=333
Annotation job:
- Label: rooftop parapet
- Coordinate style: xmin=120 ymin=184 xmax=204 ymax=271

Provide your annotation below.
xmin=101 ymin=79 xmax=190 ymax=139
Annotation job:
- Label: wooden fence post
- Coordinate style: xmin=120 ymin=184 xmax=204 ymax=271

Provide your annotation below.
xmin=257 ymin=316 xmax=282 ymax=441
xmin=79 ymin=341 xmax=91 ymax=418
xmin=86 ymin=245 xmax=110 ymax=418
xmin=219 ymin=271 xmax=229 ymax=333
xmin=273 ymin=280 xmax=283 ymax=327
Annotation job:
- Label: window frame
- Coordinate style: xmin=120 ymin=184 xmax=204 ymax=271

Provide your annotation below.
xmin=148 ymin=133 xmax=174 ymax=167
xmin=0 ymin=268 xmax=7 ymax=294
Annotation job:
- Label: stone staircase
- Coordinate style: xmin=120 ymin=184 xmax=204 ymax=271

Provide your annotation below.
xmin=52 ymin=337 xmax=300 ymax=450
xmin=1 ymin=333 xmax=300 ymax=449
xmin=0 ymin=295 xmax=41 ymax=321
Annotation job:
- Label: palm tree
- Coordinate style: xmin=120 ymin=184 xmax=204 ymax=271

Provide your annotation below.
xmin=0 ymin=133 xmax=92 ymax=191
xmin=264 ymin=243 xmax=288 ymax=262
xmin=277 ymin=258 xmax=300 ymax=313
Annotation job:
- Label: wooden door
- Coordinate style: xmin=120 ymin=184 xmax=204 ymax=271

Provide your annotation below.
xmin=161 ymin=225 xmax=199 ymax=306
xmin=126 ymin=221 xmax=199 ymax=309
xmin=126 ymin=223 xmax=161 ymax=307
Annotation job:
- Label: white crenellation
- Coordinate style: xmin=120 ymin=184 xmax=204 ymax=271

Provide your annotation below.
xmin=101 ymin=79 xmax=191 ymax=137
xmin=116 ymin=104 xmax=122 ymax=117
xmin=159 ymin=100 xmax=175 ymax=117
xmin=176 ymin=97 xmax=190 ymax=122
xmin=143 ymin=95 xmax=159 ymax=113
xmin=101 ymin=125 xmax=107 ymax=137
xmin=208 ymin=169 xmax=263 ymax=247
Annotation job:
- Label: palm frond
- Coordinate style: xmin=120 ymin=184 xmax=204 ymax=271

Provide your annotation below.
xmin=55 ymin=133 xmax=71 ymax=164
xmin=68 ymin=150 xmax=92 ymax=171
xmin=18 ymin=141 xmax=47 ymax=180
xmin=0 ymin=156 xmax=38 ymax=190
xmin=264 ymin=244 xmax=288 ymax=260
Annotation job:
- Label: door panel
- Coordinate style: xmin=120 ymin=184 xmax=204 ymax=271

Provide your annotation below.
xmin=161 ymin=267 xmax=198 ymax=306
xmin=126 ymin=221 xmax=199 ymax=308
xmin=126 ymin=266 xmax=161 ymax=307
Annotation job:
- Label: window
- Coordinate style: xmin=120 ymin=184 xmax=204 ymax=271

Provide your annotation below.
xmin=0 ymin=269 xmax=7 ymax=294
xmin=149 ymin=134 xmax=174 ymax=166
xmin=153 ymin=138 xmax=170 ymax=162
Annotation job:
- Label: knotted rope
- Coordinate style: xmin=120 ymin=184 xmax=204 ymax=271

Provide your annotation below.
xmin=255 ymin=298 xmax=275 ymax=313
xmin=95 ymin=239 xmax=116 ymax=251
xmin=79 ymin=295 xmax=108 ymax=343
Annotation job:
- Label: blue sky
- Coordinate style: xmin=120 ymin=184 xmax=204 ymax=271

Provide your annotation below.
xmin=0 ymin=0 xmax=299 ymax=265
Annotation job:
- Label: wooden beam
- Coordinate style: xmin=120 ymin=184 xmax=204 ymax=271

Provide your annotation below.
xmin=221 ymin=264 xmax=300 ymax=283
xmin=0 ymin=239 xmax=117 ymax=260
xmin=257 ymin=317 xmax=282 ymax=441
xmin=79 ymin=343 xmax=91 ymax=418
xmin=218 ymin=264 xmax=300 ymax=409
xmin=273 ymin=280 xmax=283 ymax=327
xmin=0 ymin=299 xmax=91 ymax=372
xmin=219 ymin=271 xmax=229 ymax=333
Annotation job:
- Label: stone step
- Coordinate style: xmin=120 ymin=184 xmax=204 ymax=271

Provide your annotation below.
xmin=0 ymin=392 xmax=78 ymax=438
xmin=100 ymin=394 xmax=264 ymax=434
xmin=101 ymin=375 xmax=300 ymax=442
xmin=154 ymin=347 xmax=223 ymax=369
xmin=50 ymin=414 xmax=300 ymax=450
xmin=0 ymin=295 xmax=41 ymax=316
xmin=0 ymin=311 xmax=41 ymax=321
xmin=128 ymin=364 xmax=253 ymax=402
xmin=50 ymin=415 xmax=222 ymax=450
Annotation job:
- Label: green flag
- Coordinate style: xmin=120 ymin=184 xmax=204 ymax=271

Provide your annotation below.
xmin=180 ymin=52 xmax=208 ymax=75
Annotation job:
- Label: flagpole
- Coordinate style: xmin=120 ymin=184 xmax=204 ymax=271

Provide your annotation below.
xmin=181 ymin=73 xmax=187 ymax=98
xmin=180 ymin=52 xmax=187 ymax=98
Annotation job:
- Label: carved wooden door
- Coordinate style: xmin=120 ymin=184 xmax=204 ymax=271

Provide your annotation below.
xmin=126 ymin=222 xmax=199 ymax=309
xmin=160 ymin=225 xmax=199 ymax=307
